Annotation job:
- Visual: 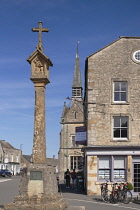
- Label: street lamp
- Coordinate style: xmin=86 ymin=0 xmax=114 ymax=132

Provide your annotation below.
xmin=20 ymin=144 xmax=23 ymax=153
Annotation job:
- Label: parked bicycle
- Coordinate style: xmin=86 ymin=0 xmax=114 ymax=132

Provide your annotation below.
xmin=101 ymin=181 xmax=132 ymax=204
xmin=101 ymin=181 xmax=118 ymax=203
xmin=116 ymin=182 xmax=132 ymax=204
xmin=101 ymin=181 xmax=109 ymax=202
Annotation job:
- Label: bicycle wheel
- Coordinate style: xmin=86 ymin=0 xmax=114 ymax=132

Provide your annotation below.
xmin=122 ymin=190 xmax=132 ymax=204
xmin=118 ymin=190 xmax=125 ymax=202
xmin=101 ymin=189 xmax=109 ymax=202
xmin=110 ymin=191 xmax=119 ymax=204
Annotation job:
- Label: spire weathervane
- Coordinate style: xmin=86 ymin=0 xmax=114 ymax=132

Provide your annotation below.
xmin=32 ymin=21 xmax=49 ymax=51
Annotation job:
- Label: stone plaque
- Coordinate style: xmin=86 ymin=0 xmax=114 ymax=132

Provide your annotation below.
xmin=30 ymin=171 xmax=42 ymax=180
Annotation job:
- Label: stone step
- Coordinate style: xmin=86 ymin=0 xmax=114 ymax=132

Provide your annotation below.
xmin=68 ymin=207 xmax=85 ymax=210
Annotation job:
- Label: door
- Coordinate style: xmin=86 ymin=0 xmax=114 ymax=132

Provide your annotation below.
xmin=133 ymin=163 xmax=140 ymax=193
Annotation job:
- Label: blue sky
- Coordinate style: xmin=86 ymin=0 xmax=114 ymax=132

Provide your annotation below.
xmin=0 ymin=0 xmax=140 ymax=158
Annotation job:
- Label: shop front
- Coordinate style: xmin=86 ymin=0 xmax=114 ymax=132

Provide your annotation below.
xmin=84 ymin=146 xmax=140 ymax=196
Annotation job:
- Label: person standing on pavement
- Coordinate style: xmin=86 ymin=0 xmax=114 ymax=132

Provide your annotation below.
xmin=64 ymin=169 xmax=71 ymax=188
xmin=71 ymin=169 xmax=77 ymax=189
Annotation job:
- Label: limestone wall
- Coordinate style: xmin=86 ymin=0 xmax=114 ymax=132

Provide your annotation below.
xmin=86 ymin=38 xmax=140 ymax=146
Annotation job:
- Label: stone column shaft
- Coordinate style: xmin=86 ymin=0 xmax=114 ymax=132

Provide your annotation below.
xmin=32 ymin=82 xmax=46 ymax=164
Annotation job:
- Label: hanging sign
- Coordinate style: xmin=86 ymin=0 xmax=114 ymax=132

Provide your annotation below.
xmin=75 ymin=126 xmax=86 ymax=145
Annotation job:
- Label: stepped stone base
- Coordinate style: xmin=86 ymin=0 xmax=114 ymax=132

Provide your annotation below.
xmin=4 ymin=164 xmax=68 ymax=210
xmin=4 ymin=195 xmax=67 ymax=210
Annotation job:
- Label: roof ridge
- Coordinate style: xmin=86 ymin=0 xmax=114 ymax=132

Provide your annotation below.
xmin=87 ymin=36 xmax=140 ymax=58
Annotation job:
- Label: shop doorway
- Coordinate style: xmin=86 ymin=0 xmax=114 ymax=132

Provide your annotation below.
xmin=133 ymin=163 xmax=140 ymax=193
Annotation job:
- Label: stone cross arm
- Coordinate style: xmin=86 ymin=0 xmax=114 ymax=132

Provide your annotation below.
xmin=32 ymin=27 xmax=49 ymax=33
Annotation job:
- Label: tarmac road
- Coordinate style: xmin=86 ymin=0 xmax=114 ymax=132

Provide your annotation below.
xmin=0 ymin=176 xmax=20 ymax=209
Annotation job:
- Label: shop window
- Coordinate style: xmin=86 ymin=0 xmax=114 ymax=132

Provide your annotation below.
xmin=98 ymin=156 xmax=126 ymax=182
xmin=114 ymin=156 xmax=125 ymax=181
xmin=99 ymin=156 xmax=110 ymax=181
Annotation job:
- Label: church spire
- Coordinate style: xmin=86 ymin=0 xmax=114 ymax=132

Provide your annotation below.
xmin=72 ymin=42 xmax=82 ymax=98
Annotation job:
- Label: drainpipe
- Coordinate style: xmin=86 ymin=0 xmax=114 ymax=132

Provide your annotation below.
xmin=66 ymin=125 xmax=68 ymax=169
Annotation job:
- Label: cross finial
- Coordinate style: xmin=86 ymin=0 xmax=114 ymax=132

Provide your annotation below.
xmin=32 ymin=21 xmax=49 ymax=51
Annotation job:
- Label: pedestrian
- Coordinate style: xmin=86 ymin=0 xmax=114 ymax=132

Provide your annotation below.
xmin=64 ymin=169 xmax=71 ymax=188
xmin=71 ymin=169 xmax=77 ymax=189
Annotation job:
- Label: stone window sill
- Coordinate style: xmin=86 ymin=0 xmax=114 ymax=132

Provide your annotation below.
xmin=111 ymin=102 xmax=130 ymax=105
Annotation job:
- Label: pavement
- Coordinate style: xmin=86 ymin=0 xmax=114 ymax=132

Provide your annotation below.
xmin=60 ymin=183 xmax=101 ymax=202
xmin=60 ymin=182 xmax=140 ymax=206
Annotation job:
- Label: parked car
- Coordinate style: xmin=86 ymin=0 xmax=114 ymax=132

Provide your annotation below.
xmin=0 ymin=170 xmax=12 ymax=177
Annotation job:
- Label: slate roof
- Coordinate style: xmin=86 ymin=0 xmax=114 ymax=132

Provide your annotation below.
xmin=22 ymin=155 xmax=32 ymax=163
xmin=21 ymin=154 xmax=58 ymax=167
xmin=0 ymin=140 xmax=16 ymax=150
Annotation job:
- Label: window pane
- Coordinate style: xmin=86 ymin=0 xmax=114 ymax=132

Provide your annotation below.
xmin=114 ymin=128 xmax=120 ymax=137
xmin=114 ymin=82 xmax=120 ymax=91
xmin=114 ymin=92 xmax=120 ymax=101
xmin=99 ymin=157 xmax=110 ymax=168
xmin=121 ymin=82 xmax=127 ymax=91
xmin=121 ymin=117 xmax=128 ymax=127
xmin=78 ymin=156 xmax=83 ymax=169
xmin=121 ymin=128 xmax=127 ymax=138
xmin=114 ymin=157 xmax=125 ymax=168
xmin=114 ymin=169 xmax=125 ymax=180
xmin=121 ymin=92 xmax=126 ymax=101
xmin=114 ymin=117 xmax=120 ymax=127
xmin=99 ymin=169 xmax=110 ymax=180
xmin=135 ymin=51 xmax=140 ymax=61
xmin=114 ymin=82 xmax=127 ymax=102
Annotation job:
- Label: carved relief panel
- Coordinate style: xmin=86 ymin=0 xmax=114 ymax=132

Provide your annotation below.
xmin=31 ymin=55 xmax=49 ymax=79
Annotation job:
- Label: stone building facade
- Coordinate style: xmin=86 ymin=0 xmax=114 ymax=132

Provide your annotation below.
xmin=0 ymin=140 xmax=21 ymax=175
xmin=84 ymin=37 xmax=140 ymax=196
xmin=59 ymin=44 xmax=84 ymax=180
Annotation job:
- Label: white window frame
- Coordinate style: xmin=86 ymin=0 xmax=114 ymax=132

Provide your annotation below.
xmin=11 ymin=154 xmax=13 ymax=162
xmin=133 ymin=50 xmax=140 ymax=63
xmin=113 ymin=81 xmax=127 ymax=103
xmin=113 ymin=116 xmax=128 ymax=140
xmin=16 ymin=155 xmax=19 ymax=162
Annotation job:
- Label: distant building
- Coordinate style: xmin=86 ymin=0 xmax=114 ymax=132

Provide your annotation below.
xmin=20 ymin=154 xmax=58 ymax=173
xmin=0 ymin=140 xmax=21 ymax=175
xmin=59 ymin=43 xmax=85 ymax=180
xmin=84 ymin=37 xmax=140 ymax=195
xmin=20 ymin=155 xmax=32 ymax=168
